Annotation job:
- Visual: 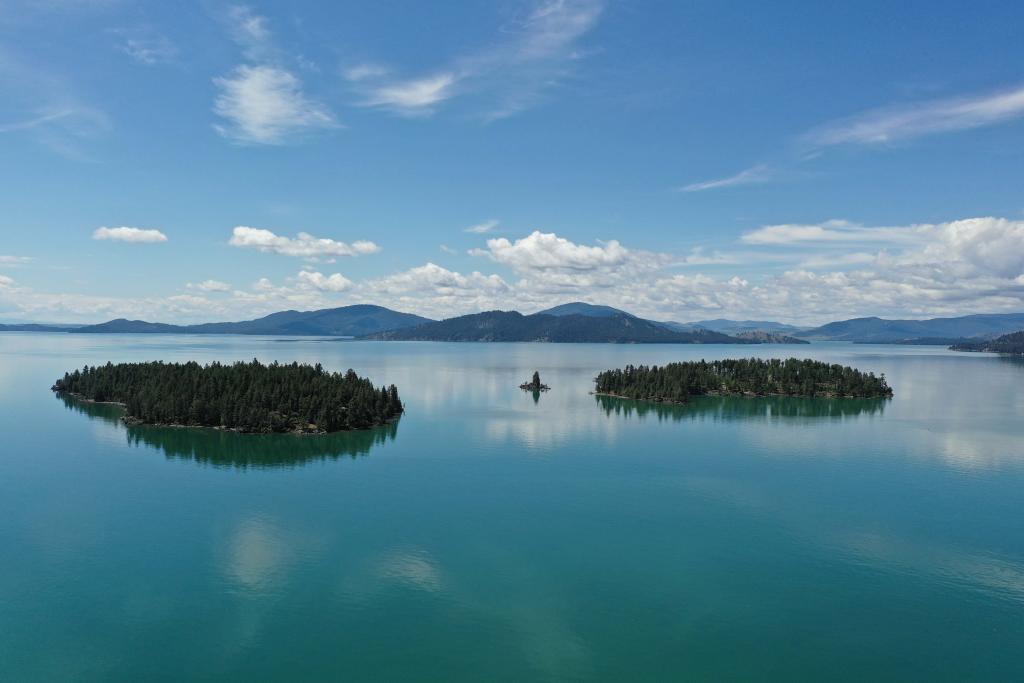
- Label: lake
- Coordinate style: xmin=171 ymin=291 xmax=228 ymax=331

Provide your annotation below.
xmin=1 ymin=334 xmax=1022 ymax=681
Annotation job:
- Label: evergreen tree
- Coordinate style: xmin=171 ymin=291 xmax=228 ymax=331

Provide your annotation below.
xmin=52 ymin=359 xmax=404 ymax=434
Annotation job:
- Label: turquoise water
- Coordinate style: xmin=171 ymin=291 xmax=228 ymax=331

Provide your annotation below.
xmin=1 ymin=334 xmax=1023 ymax=681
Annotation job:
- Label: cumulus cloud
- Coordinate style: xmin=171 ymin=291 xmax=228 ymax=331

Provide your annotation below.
xmin=92 ymin=226 xmax=167 ymax=243
xmin=229 ymin=226 xmax=380 ymax=260
xmin=213 ymin=65 xmax=335 ymax=144
xmin=464 ymin=219 xmax=499 ymax=234
xmin=473 ymin=230 xmax=637 ymax=271
xmin=805 ymin=84 xmax=1024 ymax=147
xmin=186 ymin=279 xmax=231 ymax=292
xmin=6 ymin=217 xmax=1024 ymax=326
xmin=0 ymin=275 xmax=14 ymax=288
xmin=679 ymin=164 xmax=773 ymax=192
xmin=297 ymin=270 xmax=354 ymax=291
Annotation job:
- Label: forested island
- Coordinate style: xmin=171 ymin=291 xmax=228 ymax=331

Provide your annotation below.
xmin=52 ymin=359 xmax=403 ymax=433
xmin=520 ymin=371 xmax=550 ymax=392
xmin=594 ymin=358 xmax=892 ymax=403
xmin=950 ymin=330 xmax=1024 ymax=354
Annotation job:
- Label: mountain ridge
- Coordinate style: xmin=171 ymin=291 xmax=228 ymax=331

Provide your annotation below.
xmin=74 ymin=304 xmax=431 ymax=337
xmin=365 ymin=310 xmax=747 ymax=344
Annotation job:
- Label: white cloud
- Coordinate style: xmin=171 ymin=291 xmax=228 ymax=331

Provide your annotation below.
xmin=186 ymin=279 xmax=231 ymax=292
xmin=679 ymin=164 xmax=772 ymax=192
xmin=473 ymin=230 xmax=635 ymax=271
xmin=297 ymin=270 xmax=354 ymax=291
xmin=0 ymin=255 xmax=32 ymax=266
xmin=0 ymin=275 xmax=14 ymax=288
xmin=741 ymin=220 xmax=924 ymax=245
xmin=6 ymin=217 xmax=1024 ymax=326
xmin=439 ymin=244 xmax=457 ymax=254
xmin=347 ymin=0 xmax=604 ymax=119
xmin=213 ymin=65 xmax=335 ymax=144
xmin=224 ymin=4 xmax=272 ymax=60
xmin=342 ymin=63 xmax=390 ymax=82
xmin=0 ymin=109 xmax=76 ymax=133
xmin=464 ymin=219 xmax=499 ymax=234
xmin=229 ymin=226 xmax=380 ymax=260
xmin=362 ymin=73 xmax=458 ymax=114
xmin=806 ymin=84 xmax=1024 ymax=147
xmin=115 ymin=29 xmax=177 ymax=65
xmin=0 ymin=48 xmax=111 ymax=159
xmin=92 ymin=226 xmax=167 ymax=243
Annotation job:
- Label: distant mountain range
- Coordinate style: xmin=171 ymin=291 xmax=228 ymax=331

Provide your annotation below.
xmin=0 ymin=323 xmax=79 ymax=332
xmin=3 ymin=301 xmax=1024 ymax=345
xmin=366 ymin=310 xmax=742 ymax=343
xmin=72 ymin=305 xmax=430 ymax=337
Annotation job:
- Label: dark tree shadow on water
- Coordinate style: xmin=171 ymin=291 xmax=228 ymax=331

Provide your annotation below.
xmin=58 ymin=393 xmax=399 ymax=469
xmin=595 ymin=393 xmax=887 ymax=424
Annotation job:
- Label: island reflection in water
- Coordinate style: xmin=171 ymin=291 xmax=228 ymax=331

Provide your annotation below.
xmin=58 ymin=394 xmax=399 ymax=469
xmin=595 ymin=393 xmax=888 ymax=422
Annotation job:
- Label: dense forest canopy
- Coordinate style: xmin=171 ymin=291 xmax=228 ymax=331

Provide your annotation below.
xmin=594 ymin=358 xmax=892 ymax=402
xmin=52 ymin=359 xmax=403 ymax=433
xmin=951 ymin=330 xmax=1024 ymax=354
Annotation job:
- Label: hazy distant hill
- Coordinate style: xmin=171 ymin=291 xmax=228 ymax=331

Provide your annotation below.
xmin=366 ymin=311 xmax=745 ymax=343
xmin=796 ymin=313 xmax=1024 ymax=343
xmin=951 ymin=330 xmax=1024 ymax=354
xmin=75 ymin=305 xmax=431 ymax=336
xmin=733 ymin=330 xmax=809 ymax=344
xmin=0 ymin=323 xmax=81 ymax=332
xmin=682 ymin=319 xmax=804 ymax=335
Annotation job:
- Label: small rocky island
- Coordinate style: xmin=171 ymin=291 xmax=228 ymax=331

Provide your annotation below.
xmin=520 ymin=371 xmax=550 ymax=392
xmin=52 ymin=359 xmax=403 ymax=433
xmin=594 ymin=358 xmax=892 ymax=403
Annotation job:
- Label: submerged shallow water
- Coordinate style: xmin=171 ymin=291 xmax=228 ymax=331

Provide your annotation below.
xmin=1 ymin=334 xmax=1022 ymax=681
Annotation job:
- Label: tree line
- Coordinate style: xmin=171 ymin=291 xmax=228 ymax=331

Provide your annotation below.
xmin=594 ymin=358 xmax=892 ymax=402
xmin=52 ymin=359 xmax=403 ymax=433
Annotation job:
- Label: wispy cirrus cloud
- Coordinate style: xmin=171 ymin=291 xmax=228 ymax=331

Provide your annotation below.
xmin=112 ymin=26 xmax=177 ymax=65
xmin=224 ymin=4 xmax=273 ymax=60
xmin=741 ymin=219 xmax=926 ymax=245
xmin=0 ymin=255 xmax=33 ymax=266
xmin=805 ymin=84 xmax=1024 ymax=148
xmin=679 ymin=164 xmax=773 ymax=192
xmin=212 ymin=6 xmax=335 ymax=144
xmin=92 ymin=226 xmax=167 ymax=243
xmin=345 ymin=0 xmax=604 ymax=118
xmin=464 ymin=219 xmax=500 ymax=234
xmin=0 ymin=47 xmax=109 ymax=158
xmin=361 ymin=73 xmax=458 ymax=115
xmin=229 ymin=226 xmax=379 ymax=261
xmin=213 ymin=65 xmax=336 ymax=144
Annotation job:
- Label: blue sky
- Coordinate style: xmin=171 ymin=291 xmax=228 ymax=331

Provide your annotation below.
xmin=2 ymin=0 xmax=1023 ymax=324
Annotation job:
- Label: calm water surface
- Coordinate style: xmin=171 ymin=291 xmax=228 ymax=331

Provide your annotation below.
xmin=1 ymin=334 xmax=1023 ymax=681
